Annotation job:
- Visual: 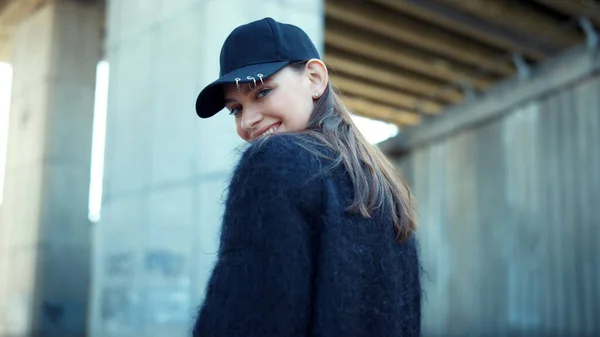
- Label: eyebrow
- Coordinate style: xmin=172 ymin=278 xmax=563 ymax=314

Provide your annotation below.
xmin=224 ymin=97 xmax=237 ymax=104
xmin=224 ymin=79 xmax=270 ymax=104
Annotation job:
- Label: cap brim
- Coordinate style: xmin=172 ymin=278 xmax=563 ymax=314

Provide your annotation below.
xmin=195 ymin=61 xmax=290 ymax=118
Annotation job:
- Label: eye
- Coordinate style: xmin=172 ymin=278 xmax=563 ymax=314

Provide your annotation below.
xmin=256 ymin=88 xmax=271 ymax=99
xmin=229 ymin=106 xmax=242 ymax=116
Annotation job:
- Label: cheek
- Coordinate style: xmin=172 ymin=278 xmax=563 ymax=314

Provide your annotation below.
xmin=234 ymin=118 xmax=250 ymax=141
xmin=296 ymin=83 xmax=315 ymax=121
xmin=292 ymin=95 xmax=314 ymax=126
xmin=277 ymin=91 xmax=313 ymax=130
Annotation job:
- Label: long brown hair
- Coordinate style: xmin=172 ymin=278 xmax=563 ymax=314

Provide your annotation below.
xmin=288 ymin=61 xmax=419 ymax=243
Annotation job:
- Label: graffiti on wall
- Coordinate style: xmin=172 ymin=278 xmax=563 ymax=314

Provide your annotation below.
xmin=144 ymin=249 xmax=185 ymax=279
xmin=105 ymin=252 xmax=134 ymax=279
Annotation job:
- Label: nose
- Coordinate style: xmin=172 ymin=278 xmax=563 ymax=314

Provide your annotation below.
xmin=241 ymin=107 xmax=263 ymax=132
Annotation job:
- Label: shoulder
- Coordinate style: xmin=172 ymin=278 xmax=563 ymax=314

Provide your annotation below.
xmin=228 ymin=133 xmax=332 ymax=209
xmin=236 ymin=133 xmax=333 ymax=180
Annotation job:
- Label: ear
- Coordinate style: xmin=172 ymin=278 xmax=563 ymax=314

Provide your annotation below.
xmin=304 ymin=59 xmax=328 ymax=97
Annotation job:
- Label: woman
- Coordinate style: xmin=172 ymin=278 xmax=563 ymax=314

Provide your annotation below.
xmin=192 ymin=17 xmax=422 ymax=337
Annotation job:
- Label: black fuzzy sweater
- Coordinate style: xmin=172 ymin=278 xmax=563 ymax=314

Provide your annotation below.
xmin=193 ymin=134 xmax=421 ymax=337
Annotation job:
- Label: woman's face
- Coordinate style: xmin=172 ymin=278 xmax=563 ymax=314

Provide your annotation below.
xmin=223 ymin=60 xmax=327 ymax=141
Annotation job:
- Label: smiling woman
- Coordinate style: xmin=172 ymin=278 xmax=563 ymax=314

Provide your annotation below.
xmin=223 ymin=61 xmax=324 ymax=142
xmin=223 ymin=61 xmax=398 ymax=144
xmin=192 ymin=17 xmax=422 ymax=337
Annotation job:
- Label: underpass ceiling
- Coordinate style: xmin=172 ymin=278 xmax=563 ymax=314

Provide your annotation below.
xmin=1 ymin=0 xmax=599 ymax=128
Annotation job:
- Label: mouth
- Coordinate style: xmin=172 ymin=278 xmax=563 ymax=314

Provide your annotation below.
xmin=254 ymin=122 xmax=281 ymax=139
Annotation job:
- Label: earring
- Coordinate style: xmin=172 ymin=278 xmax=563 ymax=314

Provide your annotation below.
xmin=247 ymin=76 xmax=257 ymax=90
xmin=257 ymin=73 xmax=264 ymax=86
xmin=313 ymin=92 xmax=320 ymax=98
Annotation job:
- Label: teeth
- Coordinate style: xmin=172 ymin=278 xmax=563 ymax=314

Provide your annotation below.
xmin=262 ymin=125 xmax=278 ymax=136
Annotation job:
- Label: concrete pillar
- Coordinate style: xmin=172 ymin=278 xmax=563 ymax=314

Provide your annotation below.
xmin=90 ymin=0 xmax=323 ymax=336
xmin=0 ymin=1 xmax=102 ymax=336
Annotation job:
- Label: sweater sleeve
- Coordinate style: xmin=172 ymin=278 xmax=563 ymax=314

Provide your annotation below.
xmin=193 ymin=135 xmax=325 ymax=337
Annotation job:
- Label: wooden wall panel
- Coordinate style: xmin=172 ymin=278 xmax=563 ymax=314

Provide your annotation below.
xmin=392 ymin=75 xmax=600 ymax=336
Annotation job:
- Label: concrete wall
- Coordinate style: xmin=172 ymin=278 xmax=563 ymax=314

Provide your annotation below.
xmin=0 ymin=1 xmax=102 ymax=336
xmin=89 ymin=1 xmax=324 ymax=336
xmin=385 ymin=46 xmax=600 ymax=336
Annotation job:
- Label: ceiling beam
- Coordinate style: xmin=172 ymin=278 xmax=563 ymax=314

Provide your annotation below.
xmin=325 ymin=28 xmax=494 ymax=90
xmin=324 ymin=53 xmax=464 ymax=104
xmin=0 ymin=0 xmax=11 ymax=12
xmin=331 ymin=74 xmax=443 ymax=115
xmin=0 ymin=26 xmax=10 ymax=62
xmin=326 ymin=0 xmax=514 ymax=77
xmin=0 ymin=0 xmax=46 ymax=26
xmin=342 ymin=95 xmax=422 ymax=126
xmin=532 ymin=0 xmax=600 ymax=27
xmin=437 ymin=0 xmax=582 ymax=51
xmin=368 ymin=0 xmax=549 ymax=61
xmin=0 ymin=0 xmax=48 ymax=62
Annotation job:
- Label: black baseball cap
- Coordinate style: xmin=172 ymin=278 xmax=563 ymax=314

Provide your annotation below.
xmin=195 ymin=17 xmax=321 ymax=118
